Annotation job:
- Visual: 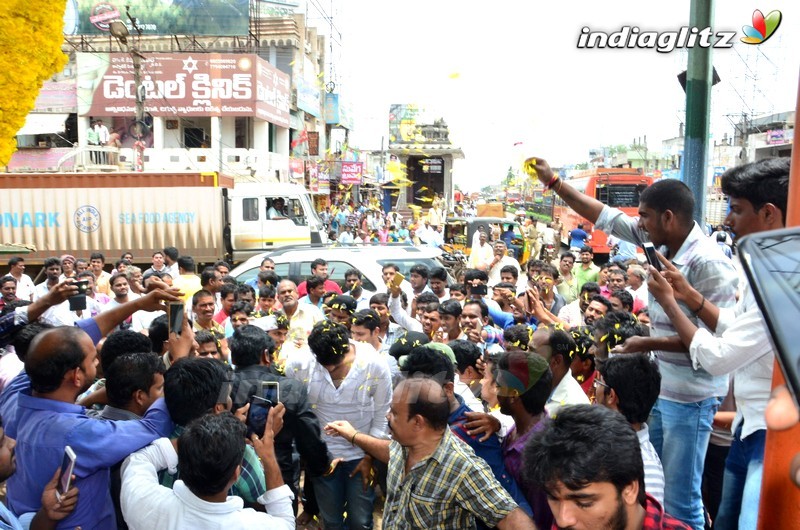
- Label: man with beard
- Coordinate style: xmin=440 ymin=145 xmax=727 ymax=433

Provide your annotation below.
xmin=573 ymin=245 xmax=600 ymax=291
xmin=524 ymin=405 xmax=690 ymax=530
xmin=557 ymin=282 xmax=602 ymax=328
xmin=296 ymin=259 xmax=343 ymax=298
xmin=5 ymin=326 xmax=172 ymax=529
xmin=277 ymin=280 xmax=324 ymax=344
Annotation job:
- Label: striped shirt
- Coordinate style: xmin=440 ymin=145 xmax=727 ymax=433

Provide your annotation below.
xmin=638 ymin=423 xmax=665 ymax=505
xmin=383 ymin=429 xmax=518 ymax=530
xmin=595 ymin=207 xmax=738 ymax=402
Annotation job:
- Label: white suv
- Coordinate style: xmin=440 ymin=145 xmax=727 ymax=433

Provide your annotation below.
xmin=230 ymin=244 xmax=451 ymax=292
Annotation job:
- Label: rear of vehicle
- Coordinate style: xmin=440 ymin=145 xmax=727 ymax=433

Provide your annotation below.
xmin=554 ymin=169 xmax=652 ymax=256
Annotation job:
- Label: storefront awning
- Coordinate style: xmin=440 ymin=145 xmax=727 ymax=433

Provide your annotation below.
xmin=16 ymin=113 xmax=69 ymax=136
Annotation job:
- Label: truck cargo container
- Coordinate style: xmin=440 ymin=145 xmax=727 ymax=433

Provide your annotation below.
xmin=0 ymin=172 xmax=325 ymax=266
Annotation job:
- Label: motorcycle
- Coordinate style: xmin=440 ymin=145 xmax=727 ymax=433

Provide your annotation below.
xmin=541 ymin=243 xmax=557 ymax=263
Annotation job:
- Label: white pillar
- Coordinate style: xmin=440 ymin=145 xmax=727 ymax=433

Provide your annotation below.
xmin=152 ymin=117 xmax=165 ymax=149
xmin=77 ymin=116 xmax=92 ymax=147
xmin=211 ymin=116 xmax=222 ymax=173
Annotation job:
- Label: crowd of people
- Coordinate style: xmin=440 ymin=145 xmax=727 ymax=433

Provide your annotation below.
xmin=0 ymin=156 xmax=795 ymax=530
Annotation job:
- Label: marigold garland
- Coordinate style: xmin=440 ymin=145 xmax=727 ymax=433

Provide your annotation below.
xmin=0 ymin=0 xmax=68 ymax=166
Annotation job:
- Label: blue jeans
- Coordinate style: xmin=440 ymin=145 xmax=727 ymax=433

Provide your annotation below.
xmin=311 ymin=458 xmax=374 ymax=530
xmin=649 ymin=397 xmax=718 ymax=530
xmin=713 ymin=426 xmax=765 ymax=530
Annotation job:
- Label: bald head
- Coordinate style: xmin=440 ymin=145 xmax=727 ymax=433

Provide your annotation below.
xmin=277 ymin=280 xmax=298 ymax=311
xmin=26 ymin=327 xmax=95 ymax=394
xmin=396 ymin=377 xmax=450 ymax=431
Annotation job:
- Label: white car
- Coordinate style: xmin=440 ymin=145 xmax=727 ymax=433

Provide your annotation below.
xmin=230 ymin=244 xmax=452 ymax=292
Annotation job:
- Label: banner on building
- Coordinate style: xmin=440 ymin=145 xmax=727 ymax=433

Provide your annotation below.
xmin=77 ymin=53 xmax=290 ymax=127
xmin=308 ymin=161 xmax=319 ymax=192
xmin=340 ymin=162 xmax=363 ymax=185
xmin=289 ymin=158 xmax=305 ymax=181
xmin=325 ymin=93 xmax=353 ymax=129
xmin=65 ymin=0 xmax=250 ymax=36
xmin=307 ymin=131 xmax=319 ymax=156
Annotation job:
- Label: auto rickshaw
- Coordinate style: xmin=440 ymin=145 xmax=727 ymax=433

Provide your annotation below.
xmin=443 ymin=217 xmax=529 ymax=264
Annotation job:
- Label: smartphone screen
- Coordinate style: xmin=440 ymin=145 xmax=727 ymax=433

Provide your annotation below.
xmin=168 ymin=303 xmax=184 ymax=335
xmin=643 ymin=243 xmax=662 ymax=272
xmin=261 ymin=381 xmax=280 ymax=404
xmin=471 ymin=283 xmax=488 ymax=296
xmin=246 ymin=395 xmax=272 ymax=438
xmin=57 ymin=446 xmax=77 ymax=500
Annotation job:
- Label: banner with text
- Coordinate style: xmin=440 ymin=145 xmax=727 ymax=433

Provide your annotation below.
xmin=340 ymin=162 xmax=363 ymax=185
xmin=77 ymin=53 xmax=290 ymax=127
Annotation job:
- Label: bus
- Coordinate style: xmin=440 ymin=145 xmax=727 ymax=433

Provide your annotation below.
xmin=553 ymin=168 xmax=653 ymax=255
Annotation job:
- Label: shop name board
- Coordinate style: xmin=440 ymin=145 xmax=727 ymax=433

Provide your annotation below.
xmin=79 ymin=53 xmax=290 ymax=126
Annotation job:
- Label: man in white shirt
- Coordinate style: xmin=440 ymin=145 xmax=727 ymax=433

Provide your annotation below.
xmin=7 ymin=257 xmax=36 ymax=301
xmin=468 ymin=230 xmax=495 ymax=270
xmin=284 ymin=321 xmax=392 ymax=530
xmin=595 ymin=354 xmax=666 ymax=506
xmin=33 ymin=257 xmax=62 ymax=301
xmin=120 ymin=412 xmax=294 ymax=530
xmin=487 ymin=241 xmax=521 ymax=286
xmin=531 ymin=325 xmax=589 ymax=417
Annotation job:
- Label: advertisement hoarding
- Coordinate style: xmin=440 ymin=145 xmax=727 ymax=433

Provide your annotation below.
xmin=65 ymin=0 xmax=250 ymax=36
xmin=77 ymin=53 xmax=291 ymax=127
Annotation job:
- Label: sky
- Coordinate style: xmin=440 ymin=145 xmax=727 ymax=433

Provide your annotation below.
xmin=310 ymin=0 xmax=799 ymax=191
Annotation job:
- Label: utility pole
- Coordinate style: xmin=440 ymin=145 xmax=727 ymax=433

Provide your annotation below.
xmin=683 ymin=0 xmax=714 ymax=225
xmin=110 ymin=14 xmax=147 ymax=172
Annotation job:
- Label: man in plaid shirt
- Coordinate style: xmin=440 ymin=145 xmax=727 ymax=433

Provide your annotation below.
xmin=324 ymin=377 xmax=536 ymax=529
xmin=525 ymin=405 xmax=690 ymax=530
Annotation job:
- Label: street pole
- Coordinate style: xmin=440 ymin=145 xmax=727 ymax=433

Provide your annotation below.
xmin=132 ymin=49 xmax=146 ymax=172
xmin=683 ymin=0 xmax=714 ymax=226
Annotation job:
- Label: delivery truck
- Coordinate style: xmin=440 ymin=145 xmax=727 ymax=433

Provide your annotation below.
xmin=0 ymin=172 xmax=326 ymax=266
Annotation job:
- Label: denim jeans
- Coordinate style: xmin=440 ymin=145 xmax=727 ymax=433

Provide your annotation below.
xmin=311 ymin=458 xmax=375 ymax=530
xmin=712 ymin=426 xmax=765 ymax=530
xmin=649 ymin=397 xmax=719 ymax=530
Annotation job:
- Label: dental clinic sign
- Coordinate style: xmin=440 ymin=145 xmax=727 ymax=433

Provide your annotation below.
xmin=77 ymin=53 xmax=291 ymax=127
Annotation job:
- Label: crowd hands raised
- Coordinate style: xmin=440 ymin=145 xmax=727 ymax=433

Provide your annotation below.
xmin=0 ymin=154 xmax=796 ymax=530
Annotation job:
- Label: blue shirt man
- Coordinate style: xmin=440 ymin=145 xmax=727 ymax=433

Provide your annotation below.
xmin=568 ymin=226 xmax=589 ymax=248
xmin=4 ymin=327 xmax=172 ymax=529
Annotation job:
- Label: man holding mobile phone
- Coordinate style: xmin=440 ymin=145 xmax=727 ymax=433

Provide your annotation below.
xmin=642 ymin=158 xmax=789 ymax=529
xmin=527 ymin=156 xmax=738 ymax=530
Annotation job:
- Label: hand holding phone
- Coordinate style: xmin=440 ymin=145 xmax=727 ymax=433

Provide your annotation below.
xmin=56 ymin=446 xmax=77 ymax=502
xmin=246 ymin=395 xmax=273 ymax=438
xmin=168 ymin=303 xmax=185 ymax=335
xmin=68 ymin=280 xmax=90 ymax=311
xmin=643 ymin=242 xmax=662 ymax=272
xmin=390 ymin=272 xmax=405 ymax=289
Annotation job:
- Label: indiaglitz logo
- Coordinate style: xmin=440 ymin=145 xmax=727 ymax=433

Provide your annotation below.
xmin=740 ymin=9 xmax=782 ymax=44
xmin=74 ymin=206 xmax=101 ymax=233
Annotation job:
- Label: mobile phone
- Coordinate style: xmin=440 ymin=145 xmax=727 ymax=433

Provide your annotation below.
xmin=642 ymin=242 xmax=662 ymax=272
xmin=56 ymin=446 xmax=77 ymax=502
xmin=738 ymin=228 xmax=800 ymax=408
xmin=261 ymin=381 xmax=280 ymax=404
xmin=68 ymin=280 xmax=90 ymax=311
xmin=391 ymin=272 xmax=405 ymax=289
xmin=246 ymin=395 xmax=273 ymax=438
xmin=168 ymin=303 xmax=184 ymax=335
xmin=471 ymin=283 xmax=488 ymax=296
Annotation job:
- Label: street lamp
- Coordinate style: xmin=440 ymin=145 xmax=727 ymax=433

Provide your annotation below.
xmin=110 ymin=19 xmax=146 ymax=172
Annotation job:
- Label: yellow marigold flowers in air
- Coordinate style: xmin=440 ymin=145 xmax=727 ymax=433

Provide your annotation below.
xmin=522 ymin=158 xmax=539 ymax=179
xmin=0 ymin=0 xmax=68 ymax=166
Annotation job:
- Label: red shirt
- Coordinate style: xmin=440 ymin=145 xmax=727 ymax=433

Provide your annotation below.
xmin=296 ymin=279 xmax=342 ymax=297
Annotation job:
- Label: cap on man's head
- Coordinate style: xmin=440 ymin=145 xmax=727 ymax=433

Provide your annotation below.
xmin=496 ymin=351 xmax=549 ymax=396
xmin=328 ymin=295 xmax=357 ymax=315
xmin=252 ymin=315 xmax=278 ymax=332
xmin=424 ymin=342 xmax=457 ymax=366
xmin=60 ymin=254 xmax=75 ymax=263
xmin=388 ymin=331 xmax=430 ymax=361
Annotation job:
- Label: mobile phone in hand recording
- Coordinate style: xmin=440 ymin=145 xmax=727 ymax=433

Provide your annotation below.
xmin=168 ymin=303 xmax=184 ymax=335
xmin=68 ymin=280 xmax=90 ymax=311
xmin=56 ymin=446 xmax=77 ymax=502
xmin=261 ymin=381 xmax=280 ymax=404
xmin=642 ymin=242 xmax=662 ymax=272
xmin=390 ymin=272 xmax=405 ymax=289
xmin=471 ymin=283 xmax=488 ymax=296
xmin=246 ymin=395 xmax=273 ymax=438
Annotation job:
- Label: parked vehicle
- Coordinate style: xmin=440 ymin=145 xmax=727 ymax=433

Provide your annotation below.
xmin=0 ymin=172 xmax=326 ymax=265
xmin=443 ymin=217 xmax=530 ymax=264
xmin=230 ymin=244 xmax=453 ymax=292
